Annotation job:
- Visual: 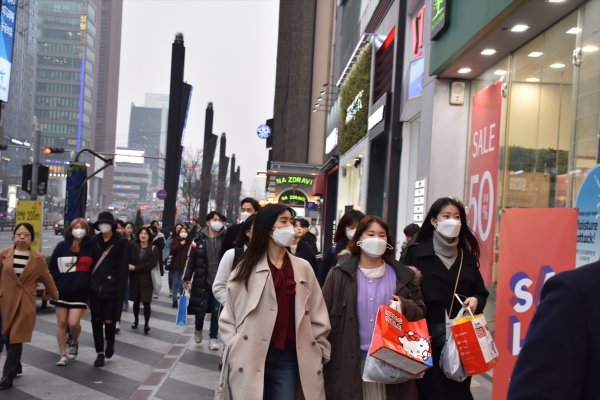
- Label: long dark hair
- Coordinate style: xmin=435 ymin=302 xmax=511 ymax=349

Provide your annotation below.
xmin=232 ymin=214 xmax=256 ymax=247
xmin=233 ymin=204 xmax=296 ymax=285
xmin=333 ymin=209 xmax=365 ymax=244
xmin=347 ymin=215 xmax=395 ymax=257
xmin=416 ymin=197 xmax=480 ymax=264
xmin=136 ymin=226 xmax=155 ymax=246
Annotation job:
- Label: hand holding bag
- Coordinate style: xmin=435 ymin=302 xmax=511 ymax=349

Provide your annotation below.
xmin=439 ymin=250 xmax=468 ymax=382
xmin=363 ymin=299 xmax=427 ymax=384
xmin=176 ymin=292 xmax=187 ymax=326
xmin=214 ymin=346 xmax=231 ymax=400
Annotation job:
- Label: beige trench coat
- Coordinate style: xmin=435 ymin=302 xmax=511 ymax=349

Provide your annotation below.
xmin=0 ymin=246 xmax=58 ymax=343
xmin=219 ymin=252 xmax=331 ymax=400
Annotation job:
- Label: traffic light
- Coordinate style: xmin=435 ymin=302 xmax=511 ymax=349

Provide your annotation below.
xmin=42 ymin=147 xmax=65 ymax=155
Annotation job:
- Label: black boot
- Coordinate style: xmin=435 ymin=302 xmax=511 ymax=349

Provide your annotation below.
xmin=0 ymin=377 xmax=12 ymax=389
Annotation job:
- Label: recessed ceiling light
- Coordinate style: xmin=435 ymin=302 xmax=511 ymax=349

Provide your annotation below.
xmin=480 ymin=48 xmax=497 ymax=56
xmin=528 ymin=51 xmax=544 ymax=58
xmin=566 ymin=27 xmax=581 ymax=34
xmin=510 ymin=24 xmax=530 ymax=32
xmin=526 ymin=77 xmax=540 ymax=82
xmin=457 ymin=67 xmax=472 ymax=74
xmin=494 ymin=69 xmax=507 ymax=76
xmin=550 ymin=63 xmax=565 ymax=69
xmin=582 ymin=45 xmax=599 ymax=53
xmin=547 ymin=0 xmax=567 ymax=3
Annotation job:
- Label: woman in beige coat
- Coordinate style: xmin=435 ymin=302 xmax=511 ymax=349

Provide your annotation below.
xmin=219 ymin=204 xmax=331 ymax=400
xmin=0 ymin=223 xmax=59 ymax=389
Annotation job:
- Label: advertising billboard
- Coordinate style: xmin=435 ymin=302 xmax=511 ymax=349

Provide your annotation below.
xmin=0 ymin=0 xmax=18 ymax=102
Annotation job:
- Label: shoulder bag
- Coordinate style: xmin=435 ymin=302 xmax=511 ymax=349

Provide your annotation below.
xmin=214 ymin=346 xmax=231 ymax=400
xmin=151 ymin=246 xmax=163 ymax=295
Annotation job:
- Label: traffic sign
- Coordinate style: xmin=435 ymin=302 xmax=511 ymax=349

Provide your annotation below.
xmin=156 ymin=189 xmax=167 ymax=200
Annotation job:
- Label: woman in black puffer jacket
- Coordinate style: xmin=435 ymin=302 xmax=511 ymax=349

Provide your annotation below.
xmin=182 ymin=241 xmax=210 ymax=344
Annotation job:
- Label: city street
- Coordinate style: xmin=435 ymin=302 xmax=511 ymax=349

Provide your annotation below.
xmin=0 ymin=228 xmax=493 ymax=400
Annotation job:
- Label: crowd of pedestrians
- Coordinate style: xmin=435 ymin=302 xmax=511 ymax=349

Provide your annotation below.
xmin=0 ymin=194 xmax=588 ymax=399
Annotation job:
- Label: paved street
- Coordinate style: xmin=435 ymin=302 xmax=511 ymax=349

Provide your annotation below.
xmin=0 ymin=230 xmax=492 ymax=399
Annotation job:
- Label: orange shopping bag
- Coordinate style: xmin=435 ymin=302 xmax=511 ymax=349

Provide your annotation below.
xmin=450 ymin=297 xmax=498 ymax=376
xmin=368 ymin=302 xmax=433 ymax=375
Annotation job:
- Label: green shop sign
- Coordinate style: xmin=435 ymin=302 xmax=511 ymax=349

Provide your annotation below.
xmin=275 ymin=176 xmax=314 ymax=186
xmin=339 ymin=44 xmax=371 ymax=154
xmin=431 ymin=0 xmax=449 ymax=40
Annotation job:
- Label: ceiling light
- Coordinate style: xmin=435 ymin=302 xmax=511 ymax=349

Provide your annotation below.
xmin=510 ymin=24 xmax=530 ymax=33
xmin=582 ymin=45 xmax=599 ymax=53
xmin=526 ymin=77 xmax=540 ymax=82
xmin=494 ymin=69 xmax=507 ymax=76
xmin=547 ymin=0 xmax=567 ymax=3
xmin=566 ymin=27 xmax=581 ymax=34
xmin=457 ymin=67 xmax=472 ymax=74
xmin=528 ymin=51 xmax=544 ymax=57
xmin=550 ymin=63 xmax=565 ymax=69
xmin=320 ymin=90 xmax=326 ymax=96
xmin=480 ymin=48 xmax=497 ymax=56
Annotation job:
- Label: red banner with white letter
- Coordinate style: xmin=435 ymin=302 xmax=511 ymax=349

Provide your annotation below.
xmin=467 ymin=82 xmax=502 ymax=287
xmin=492 ymin=208 xmax=577 ymax=400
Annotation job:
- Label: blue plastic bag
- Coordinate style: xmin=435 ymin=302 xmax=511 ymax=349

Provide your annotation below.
xmin=176 ymin=293 xmax=187 ymax=326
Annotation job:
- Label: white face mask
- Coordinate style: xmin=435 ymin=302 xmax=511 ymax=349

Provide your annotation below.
xmin=239 ymin=211 xmax=252 ymax=222
xmin=72 ymin=228 xmax=86 ymax=239
xmin=346 ymin=228 xmax=356 ymax=240
xmin=210 ymin=221 xmax=224 ymax=231
xmin=358 ymin=237 xmax=389 ymax=258
xmin=179 ymin=232 xmax=188 ymax=239
xmin=435 ymin=219 xmax=461 ymax=238
xmin=271 ymin=225 xmax=295 ymax=248
xmin=98 ymin=223 xmax=112 ymax=234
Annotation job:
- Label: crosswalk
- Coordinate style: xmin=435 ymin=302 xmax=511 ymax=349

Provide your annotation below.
xmin=5 ymin=284 xmax=222 ymax=400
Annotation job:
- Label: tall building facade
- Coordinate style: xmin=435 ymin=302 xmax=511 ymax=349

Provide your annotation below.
xmin=35 ymin=0 xmax=99 ymax=203
xmin=93 ymin=0 xmax=122 ymax=208
xmin=128 ymin=104 xmax=162 ymax=190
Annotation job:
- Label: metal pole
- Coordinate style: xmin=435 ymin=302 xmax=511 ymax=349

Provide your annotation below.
xmin=31 ymin=118 xmax=41 ymax=200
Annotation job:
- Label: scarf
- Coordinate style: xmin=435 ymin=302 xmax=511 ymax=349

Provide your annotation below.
xmin=432 ymin=231 xmax=458 ymax=269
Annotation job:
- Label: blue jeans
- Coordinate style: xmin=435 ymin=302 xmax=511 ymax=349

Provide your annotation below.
xmin=195 ymin=291 xmax=220 ymax=339
xmin=171 ymin=269 xmax=184 ymax=299
xmin=263 ymin=344 xmax=298 ymax=400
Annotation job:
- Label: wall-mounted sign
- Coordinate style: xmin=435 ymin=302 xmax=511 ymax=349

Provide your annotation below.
xmin=345 ymin=90 xmax=364 ymax=124
xmin=256 ymin=124 xmax=271 ymax=139
xmin=412 ymin=5 xmax=425 ymax=59
xmin=0 ymin=0 xmax=18 ymax=102
xmin=325 ymin=128 xmax=338 ymax=155
xmin=575 ymin=163 xmax=600 ymax=267
xmin=413 ymin=178 xmax=426 ymax=222
xmin=278 ymin=189 xmax=307 ymax=206
xmin=368 ymin=105 xmax=385 ymax=131
xmin=431 ymin=0 xmax=449 ymax=41
xmin=275 ymin=175 xmax=314 ymax=186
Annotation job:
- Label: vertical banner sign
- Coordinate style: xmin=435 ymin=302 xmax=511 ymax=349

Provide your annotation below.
xmin=0 ymin=0 xmax=18 ymax=102
xmin=467 ymin=82 xmax=502 ymax=287
xmin=492 ymin=208 xmax=577 ymax=400
xmin=575 ymin=163 xmax=600 ymax=267
xmin=15 ymin=200 xmax=43 ymax=252
xmin=64 ymin=163 xmax=88 ymax=228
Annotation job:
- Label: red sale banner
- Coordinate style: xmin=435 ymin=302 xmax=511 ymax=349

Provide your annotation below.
xmin=467 ymin=82 xmax=502 ymax=287
xmin=492 ymin=208 xmax=577 ymax=400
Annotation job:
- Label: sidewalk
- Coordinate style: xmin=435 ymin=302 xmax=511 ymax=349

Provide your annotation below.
xmin=472 ymin=371 xmax=493 ymax=400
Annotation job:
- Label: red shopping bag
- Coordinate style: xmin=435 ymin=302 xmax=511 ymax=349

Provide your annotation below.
xmin=450 ymin=305 xmax=498 ymax=376
xmin=369 ymin=303 xmax=433 ymax=375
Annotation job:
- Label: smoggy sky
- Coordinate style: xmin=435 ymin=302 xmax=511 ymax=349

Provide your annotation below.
xmin=116 ymin=0 xmax=279 ymax=200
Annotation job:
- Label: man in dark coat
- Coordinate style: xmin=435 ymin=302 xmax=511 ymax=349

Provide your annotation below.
xmin=508 ymin=260 xmax=600 ymax=400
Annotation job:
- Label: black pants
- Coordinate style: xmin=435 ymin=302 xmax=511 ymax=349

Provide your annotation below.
xmin=2 ymin=343 xmax=22 ymax=381
xmin=133 ymin=301 xmax=151 ymax=324
xmin=89 ymin=294 xmax=119 ymax=353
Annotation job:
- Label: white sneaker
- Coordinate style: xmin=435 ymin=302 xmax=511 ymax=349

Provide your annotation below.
xmin=56 ymin=355 xmax=68 ymax=366
xmin=208 ymin=339 xmax=220 ymax=351
xmin=194 ymin=330 xmax=203 ymax=344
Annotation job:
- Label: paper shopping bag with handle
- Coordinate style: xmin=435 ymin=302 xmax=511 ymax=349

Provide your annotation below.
xmin=368 ymin=301 xmax=433 ymax=375
xmin=450 ymin=296 xmax=499 ymax=376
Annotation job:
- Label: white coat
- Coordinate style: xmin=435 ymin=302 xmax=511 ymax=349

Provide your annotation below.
xmin=219 ymin=252 xmax=331 ymax=400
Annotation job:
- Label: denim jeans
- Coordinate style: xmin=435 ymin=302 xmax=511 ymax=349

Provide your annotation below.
xmin=194 ymin=291 xmax=220 ymax=339
xmin=171 ymin=269 xmax=184 ymax=299
xmin=263 ymin=344 xmax=298 ymax=400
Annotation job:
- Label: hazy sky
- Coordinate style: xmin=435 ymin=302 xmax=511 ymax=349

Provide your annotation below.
xmin=116 ymin=0 xmax=279 ymax=199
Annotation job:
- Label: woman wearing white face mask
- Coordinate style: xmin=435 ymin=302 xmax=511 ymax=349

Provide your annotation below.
xmin=169 ymin=227 xmax=193 ymax=308
xmin=403 ymin=197 xmax=488 ymax=400
xmin=219 ymin=204 xmax=331 ymax=400
xmin=322 ymin=215 xmax=425 ymax=400
xmin=49 ymin=218 xmax=95 ymax=366
xmin=318 ymin=210 xmax=365 ymax=286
